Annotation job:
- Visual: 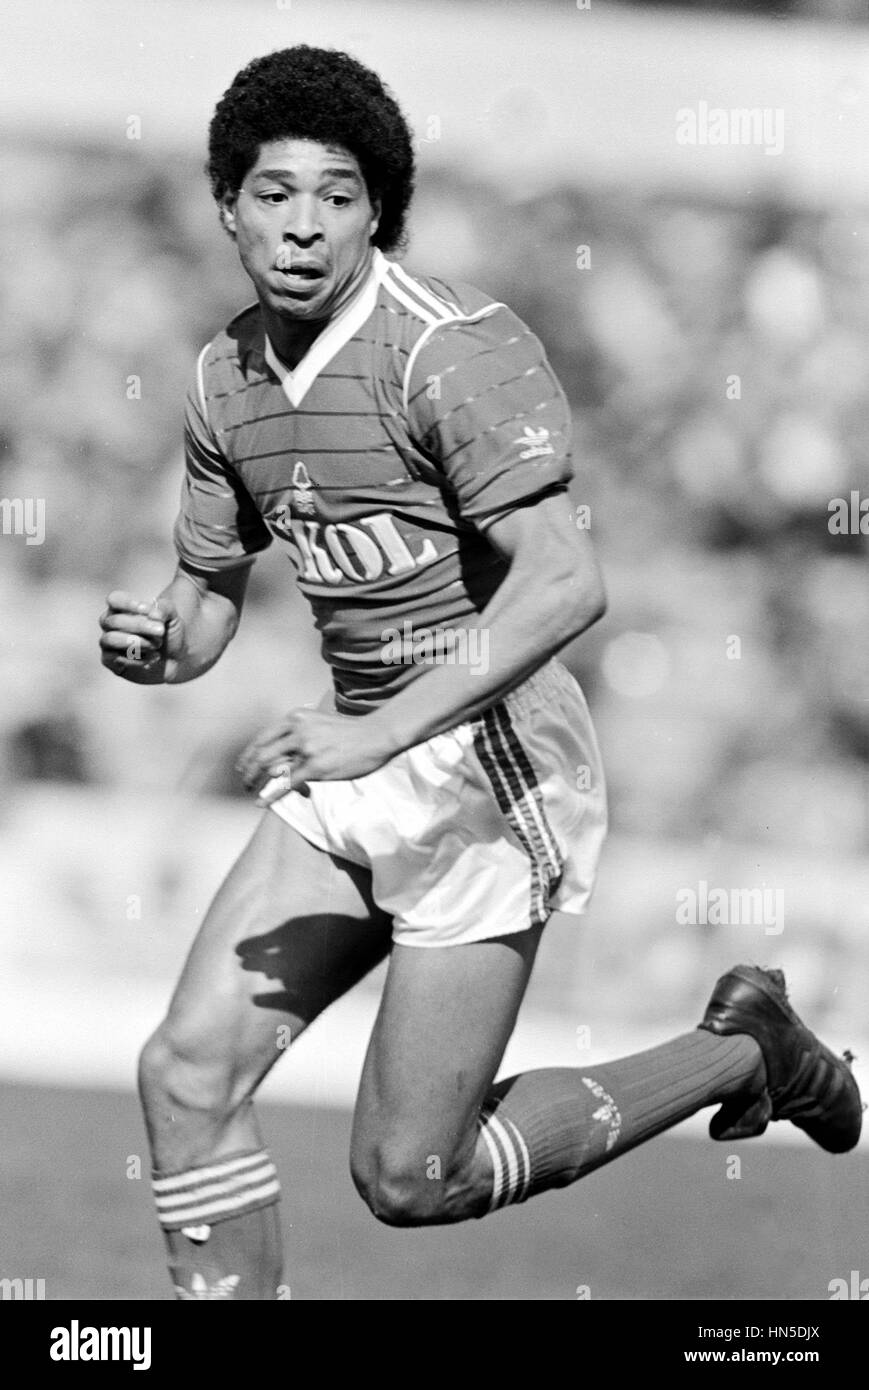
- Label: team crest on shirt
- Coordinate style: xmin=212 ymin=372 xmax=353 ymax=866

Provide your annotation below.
xmin=514 ymin=425 xmax=555 ymax=460
xmin=291 ymin=461 xmax=316 ymax=515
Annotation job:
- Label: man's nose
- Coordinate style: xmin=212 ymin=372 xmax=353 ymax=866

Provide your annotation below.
xmin=282 ymin=198 xmax=322 ymax=243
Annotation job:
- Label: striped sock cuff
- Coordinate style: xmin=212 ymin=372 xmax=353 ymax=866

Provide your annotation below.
xmin=152 ymin=1150 xmax=280 ymax=1231
xmin=478 ymin=1104 xmax=533 ymax=1211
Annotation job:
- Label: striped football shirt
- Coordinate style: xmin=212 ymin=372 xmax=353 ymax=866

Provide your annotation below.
xmin=174 ymin=248 xmax=574 ymax=712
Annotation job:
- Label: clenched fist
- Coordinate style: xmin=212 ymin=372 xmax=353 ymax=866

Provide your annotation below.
xmin=98 ymin=591 xmax=185 ymax=684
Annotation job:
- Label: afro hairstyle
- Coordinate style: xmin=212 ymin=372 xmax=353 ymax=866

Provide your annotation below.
xmin=207 ymin=46 xmax=415 ymax=253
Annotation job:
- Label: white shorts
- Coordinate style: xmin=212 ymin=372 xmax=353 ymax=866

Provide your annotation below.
xmin=268 ymin=659 xmax=608 ymax=948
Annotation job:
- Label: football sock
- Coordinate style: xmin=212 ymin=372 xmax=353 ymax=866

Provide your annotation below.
xmin=477 ymin=1031 xmax=762 ymax=1209
xmin=152 ymin=1149 xmax=282 ymax=1300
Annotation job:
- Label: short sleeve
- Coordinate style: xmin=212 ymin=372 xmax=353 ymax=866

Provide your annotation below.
xmin=405 ymin=305 xmax=574 ymax=529
xmin=173 ymin=370 xmax=272 ymax=572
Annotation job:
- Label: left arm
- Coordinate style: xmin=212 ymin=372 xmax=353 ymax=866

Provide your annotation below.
xmin=366 ymin=488 xmax=605 ymax=752
xmin=239 ymin=488 xmax=605 ymax=796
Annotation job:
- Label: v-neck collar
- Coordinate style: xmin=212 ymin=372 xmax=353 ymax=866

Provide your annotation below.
xmin=263 ymin=249 xmax=384 ymax=408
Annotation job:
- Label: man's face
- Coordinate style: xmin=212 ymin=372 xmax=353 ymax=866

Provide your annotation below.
xmin=222 ymin=139 xmax=381 ymax=324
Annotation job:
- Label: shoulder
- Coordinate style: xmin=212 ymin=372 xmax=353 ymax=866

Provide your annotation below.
xmin=196 ymin=304 xmax=264 ymax=391
xmin=189 ymin=303 xmax=265 ymax=428
xmin=374 ymin=255 xmax=541 ymax=409
xmin=376 ymin=252 xmax=512 ymax=331
xmin=376 ymin=253 xmax=497 ymax=317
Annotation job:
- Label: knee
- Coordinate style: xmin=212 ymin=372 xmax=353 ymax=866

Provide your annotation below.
xmin=137 ymin=1022 xmax=240 ymax=1122
xmin=350 ymin=1146 xmax=451 ymax=1227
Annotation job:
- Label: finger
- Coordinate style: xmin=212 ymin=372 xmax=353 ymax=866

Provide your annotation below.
xmin=256 ymin=735 xmax=302 ymax=767
xmin=254 ymin=768 xmax=311 ymax=805
xmin=99 ymin=612 xmax=166 ymax=639
xmin=238 ymin=750 xmax=292 ymax=791
xmin=102 ymin=650 xmax=162 ymax=674
xmin=254 ymin=775 xmax=293 ymax=807
xmin=237 ymin=733 xmax=287 ymax=776
xmin=99 ymin=631 xmax=163 ymax=656
xmin=105 ymin=591 xmax=155 ymax=616
xmin=236 ymin=735 xmax=298 ymax=781
xmin=249 ymin=756 xmax=295 ymax=799
xmin=246 ymin=718 xmax=297 ymax=753
xmin=146 ymin=596 xmax=177 ymax=623
xmin=235 ymin=750 xmax=274 ymax=789
xmin=241 ymin=739 xmax=300 ymax=783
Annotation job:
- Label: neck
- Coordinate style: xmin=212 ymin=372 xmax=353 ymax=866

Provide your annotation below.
xmin=263 ymin=249 xmax=376 ymax=367
xmin=264 ymin=317 xmax=324 ymax=369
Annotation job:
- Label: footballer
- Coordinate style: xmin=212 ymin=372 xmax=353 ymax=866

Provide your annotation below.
xmin=99 ymin=47 xmax=862 ymax=1300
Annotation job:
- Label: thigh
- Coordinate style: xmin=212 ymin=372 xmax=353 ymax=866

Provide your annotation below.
xmin=351 ymin=926 xmax=543 ymax=1168
xmin=163 ymin=809 xmax=392 ymax=1087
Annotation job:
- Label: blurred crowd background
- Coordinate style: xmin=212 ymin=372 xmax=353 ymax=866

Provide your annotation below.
xmin=1 ymin=0 xmax=867 ymax=1081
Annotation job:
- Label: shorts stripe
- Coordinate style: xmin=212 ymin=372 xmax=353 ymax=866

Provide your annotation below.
xmin=473 ymin=704 xmax=563 ymax=926
xmin=491 ymin=706 xmax=563 ymax=873
xmin=475 ymin=717 xmax=547 ymax=922
xmin=488 ymin=709 xmax=562 ymax=882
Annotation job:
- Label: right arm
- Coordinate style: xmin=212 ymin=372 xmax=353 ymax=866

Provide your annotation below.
xmin=98 ymin=561 xmax=252 ymax=685
xmin=99 ymin=343 xmax=270 ymax=685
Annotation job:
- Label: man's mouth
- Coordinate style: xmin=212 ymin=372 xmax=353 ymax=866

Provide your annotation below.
xmin=274 ymin=251 xmax=328 ymax=282
xmin=273 ymin=263 xmax=328 ymax=298
xmin=281 ymin=264 xmax=325 ymax=278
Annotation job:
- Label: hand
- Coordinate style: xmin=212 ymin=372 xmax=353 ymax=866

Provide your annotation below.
xmin=237 ymin=708 xmax=395 ymax=800
xmin=98 ymin=591 xmax=186 ymax=684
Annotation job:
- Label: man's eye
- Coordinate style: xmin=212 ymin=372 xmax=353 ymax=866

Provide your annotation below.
xmin=259 ymin=192 xmax=286 ymax=204
xmin=327 ymin=195 xmax=352 ymax=207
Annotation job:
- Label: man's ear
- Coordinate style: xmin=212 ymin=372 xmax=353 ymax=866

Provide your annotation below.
xmin=219 ymin=192 xmax=238 ymax=240
xmin=370 ymin=196 xmax=381 ymax=241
